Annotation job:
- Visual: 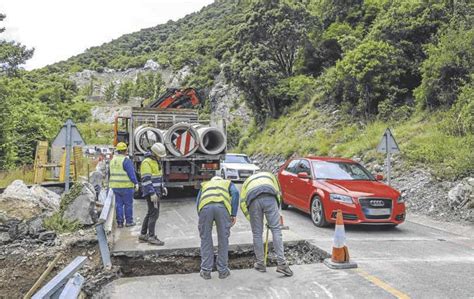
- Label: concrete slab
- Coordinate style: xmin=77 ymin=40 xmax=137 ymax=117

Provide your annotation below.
xmin=112 ymin=198 xmax=304 ymax=256
xmin=96 ymin=264 xmax=392 ymax=299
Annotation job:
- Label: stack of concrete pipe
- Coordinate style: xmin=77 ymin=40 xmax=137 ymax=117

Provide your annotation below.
xmin=134 ymin=123 xmax=226 ymax=157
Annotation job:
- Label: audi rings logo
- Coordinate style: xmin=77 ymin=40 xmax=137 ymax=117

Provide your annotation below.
xmin=370 ymin=200 xmax=385 ymax=207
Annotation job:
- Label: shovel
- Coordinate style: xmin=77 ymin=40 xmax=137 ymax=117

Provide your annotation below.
xmin=264 ymin=215 xmax=289 ymax=266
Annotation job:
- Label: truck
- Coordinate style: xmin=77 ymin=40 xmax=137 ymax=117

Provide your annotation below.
xmin=114 ymin=107 xmax=226 ymax=194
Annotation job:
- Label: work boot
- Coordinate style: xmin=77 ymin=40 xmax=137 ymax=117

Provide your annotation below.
xmin=147 ymin=236 xmax=165 ymax=246
xmin=138 ymin=234 xmax=148 ymax=243
xmin=125 ymin=222 xmax=136 ymax=227
xmin=200 ymin=270 xmax=211 ymax=280
xmin=219 ymin=270 xmax=231 ymax=279
xmin=254 ymin=262 xmax=266 ymax=273
xmin=117 ymin=223 xmax=123 ymax=228
xmin=276 ymin=264 xmax=293 ymax=277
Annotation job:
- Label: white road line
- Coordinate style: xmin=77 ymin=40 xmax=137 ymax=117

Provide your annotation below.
xmin=313 ymin=281 xmax=333 ymax=298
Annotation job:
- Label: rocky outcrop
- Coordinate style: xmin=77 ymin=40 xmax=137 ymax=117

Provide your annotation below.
xmin=0 ymin=181 xmax=61 ymax=244
xmin=448 ymin=178 xmax=474 ymax=209
xmin=0 ymin=180 xmax=60 ymax=221
xmin=63 ymin=183 xmax=98 ymax=225
xmin=209 ymin=69 xmax=249 ymax=124
xmin=91 ymin=105 xmax=132 ymax=123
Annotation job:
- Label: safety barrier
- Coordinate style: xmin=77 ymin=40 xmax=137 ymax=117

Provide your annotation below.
xmin=31 ymin=256 xmax=87 ymax=299
xmin=95 ymin=187 xmax=114 ymax=269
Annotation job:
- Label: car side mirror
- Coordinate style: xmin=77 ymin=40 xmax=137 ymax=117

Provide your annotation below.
xmin=375 ymin=174 xmax=384 ymax=181
xmin=297 ymin=172 xmax=311 ymax=180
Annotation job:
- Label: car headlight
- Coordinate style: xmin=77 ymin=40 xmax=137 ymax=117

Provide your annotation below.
xmin=397 ymin=194 xmax=405 ymax=203
xmin=226 ymin=168 xmax=238 ymax=174
xmin=330 ymin=193 xmax=353 ymax=204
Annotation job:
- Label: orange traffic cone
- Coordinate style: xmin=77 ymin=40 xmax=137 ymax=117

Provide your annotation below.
xmin=323 ymin=210 xmax=358 ymax=269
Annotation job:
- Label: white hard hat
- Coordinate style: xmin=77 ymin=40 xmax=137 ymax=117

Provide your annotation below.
xmin=211 ymin=176 xmax=223 ymax=181
xmin=151 ymin=143 xmax=167 ymax=158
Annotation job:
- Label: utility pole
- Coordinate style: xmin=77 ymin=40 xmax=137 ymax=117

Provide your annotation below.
xmin=65 ymin=119 xmax=73 ymax=191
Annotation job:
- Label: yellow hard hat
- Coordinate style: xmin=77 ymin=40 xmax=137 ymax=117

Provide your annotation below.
xmin=116 ymin=142 xmax=128 ymax=151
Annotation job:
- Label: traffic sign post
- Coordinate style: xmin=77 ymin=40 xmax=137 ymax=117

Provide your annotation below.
xmin=376 ymin=128 xmax=400 ymax=185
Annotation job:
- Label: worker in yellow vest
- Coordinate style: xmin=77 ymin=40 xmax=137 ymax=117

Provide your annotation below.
xmin=240 ymin=172 xmax=293 ymax=276
xmin=109 ymin=142 xmax=138 ymax=228
xmin=196 ymin=176 xmax=239 ymax=280
xmin=138 ymin=143 xmax=167 ymax=246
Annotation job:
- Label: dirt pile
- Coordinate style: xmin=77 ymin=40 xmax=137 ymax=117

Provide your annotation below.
xmin=0 ymin=228 xmax=104 ymax=298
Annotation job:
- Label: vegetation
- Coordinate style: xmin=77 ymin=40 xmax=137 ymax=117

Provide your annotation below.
xmin=0 ymin=0 xmax=472 ymax=179
xmin=44 ymin=183 xmax=83 ymax=233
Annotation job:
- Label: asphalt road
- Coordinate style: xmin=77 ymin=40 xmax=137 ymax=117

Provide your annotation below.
xmin=103 ymin=186 xmax=474 ymax=299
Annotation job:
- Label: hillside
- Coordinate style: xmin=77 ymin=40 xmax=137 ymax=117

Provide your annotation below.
xmin=1 ymin=0 xmax=473 ymax=181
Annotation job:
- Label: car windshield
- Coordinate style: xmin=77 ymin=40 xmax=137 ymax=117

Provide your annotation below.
xmin=312 ymin=161 xmax=375 ymax=181
xmin=224 ymin=155 xmax=251 ymax=164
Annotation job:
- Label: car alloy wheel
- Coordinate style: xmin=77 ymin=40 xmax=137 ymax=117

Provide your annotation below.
xmin=311 ymin=196 xmax=328 ymax=227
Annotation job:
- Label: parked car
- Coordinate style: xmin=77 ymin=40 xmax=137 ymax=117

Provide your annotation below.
xmin=220 ymin=153 xmax=260 ymax=182
xmin=278 ymin=156 xmax=406 ymax=227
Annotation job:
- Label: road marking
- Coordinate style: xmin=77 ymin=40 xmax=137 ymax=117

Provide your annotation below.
xmin=312 ymin=281 xmax=333 ymax=298
xmin=354 ymin=269 xmax=410 ymax=299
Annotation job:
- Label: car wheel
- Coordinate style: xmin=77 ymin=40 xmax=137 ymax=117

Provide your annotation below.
xmin=281 ymin=197 xmax=289 ymax=210
xmin=311 ymin=196 xmax=329 ymax=227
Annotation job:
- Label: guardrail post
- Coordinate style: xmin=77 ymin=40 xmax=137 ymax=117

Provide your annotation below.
xmin=58 ymin=273 xmax=85 ymax=299
xmin=96 ymin=188 xmax=114 ymax=269
xmin=32 ymin=256 xmax=87 ymax=299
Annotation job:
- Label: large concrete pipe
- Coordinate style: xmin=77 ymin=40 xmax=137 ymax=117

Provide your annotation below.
xmin=164 ymin=123 xmax=200 ymax=157
xmin=194 ymin=125 xmax=227 ymax=155
xmin=134 ymin=126 xmax=165 ymax=154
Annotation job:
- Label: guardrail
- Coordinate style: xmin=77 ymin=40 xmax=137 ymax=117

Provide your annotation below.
xmin=95 ymin=188 xmax=114 ymax=269
xmin=31 ymin=256 xmax=87 ymax=299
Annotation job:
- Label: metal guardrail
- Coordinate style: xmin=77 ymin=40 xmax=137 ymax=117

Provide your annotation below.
xmin=95 ymin=188 xmax=114 ymax=269
xmin=32 ymin=256 xmax=87 ymax=299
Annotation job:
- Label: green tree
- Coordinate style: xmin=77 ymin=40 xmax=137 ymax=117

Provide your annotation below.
xmin=117 ymin=81 xmax=134 ymax=103
xmin=323 ymin=40 xmax=405 ymax=118
xmin=415 ymin=27 xmax=474 ymax=109
xmin=104 ymin=82 xmax=116 ymax=102
xmin=0 ymin=13 xmax=34 ymax=76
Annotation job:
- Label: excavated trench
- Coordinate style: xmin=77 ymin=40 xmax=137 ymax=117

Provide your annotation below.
xmin=112 ymin=240 xmax=329 ymax=278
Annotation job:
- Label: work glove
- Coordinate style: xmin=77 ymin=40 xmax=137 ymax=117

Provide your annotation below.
xmin=162 ymin=187 xmax=168 ymax=197
xmin=230 ymin=216 xmax=237 ymax=227
xmin=134 ymin=184 xmax=140 ymax=192
xmin=150 ymin=193 xmax=159 ymax=208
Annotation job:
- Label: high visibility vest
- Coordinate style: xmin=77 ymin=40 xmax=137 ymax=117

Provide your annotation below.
xmin=240 ymin=172 xmax=281 ymax=220
xmin=140 ymin=157 xmax=163 ymax=196
xmin=109 ymin=155 xmax=134 ymax=188
xmin=198 ymin=180 xmax=232 ymax=215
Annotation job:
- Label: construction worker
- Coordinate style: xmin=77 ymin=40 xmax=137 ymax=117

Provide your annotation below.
xmin=138 ymin=143 xmax=167 ymax=246
xmin=240 ymin=172 xmax=293 ymax=276
xmin=109 ymin=142 xmax=138 ymax=228
xmin=197 ymin=176 xmax=239 ymax=280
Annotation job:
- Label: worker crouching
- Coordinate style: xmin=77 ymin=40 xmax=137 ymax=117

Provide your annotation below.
xmin=240 ymin=172 xmax=293 ymax=276
xmin=138 ymin=143 xmax=167 ymax=246
xmin=197 ymin=176 xmax=239 ymax=280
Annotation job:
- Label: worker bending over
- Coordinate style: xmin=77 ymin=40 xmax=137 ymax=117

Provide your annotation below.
xmin=196 ymin=176 xmax=239 ymax=280
xmin=109 ymin=142 xmax=138 ymax=228
xmin=138 ymin=143 xmax=167 ymax=246
xmin=240 ymin=172 xmax=293 ymax=276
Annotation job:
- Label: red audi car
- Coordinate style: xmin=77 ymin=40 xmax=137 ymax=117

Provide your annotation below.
xmin=278 ymin=156 xmax=406 ymax=227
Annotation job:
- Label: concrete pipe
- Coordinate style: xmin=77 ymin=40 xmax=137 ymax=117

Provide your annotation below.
xmin=134 ymin=126 xmax=165 ymax=154
xmin=194 ymin=125 xmax=227 ymax=155
xmin=164 ymin=123 xmax=200 ymax=157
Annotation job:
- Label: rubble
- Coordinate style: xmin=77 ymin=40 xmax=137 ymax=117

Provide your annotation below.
xmin=63 ymin=182 xmax=98 ymax=225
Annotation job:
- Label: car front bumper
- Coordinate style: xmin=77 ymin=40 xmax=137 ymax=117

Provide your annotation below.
xmin=324 ymin=198 xmax=406 ymax=225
